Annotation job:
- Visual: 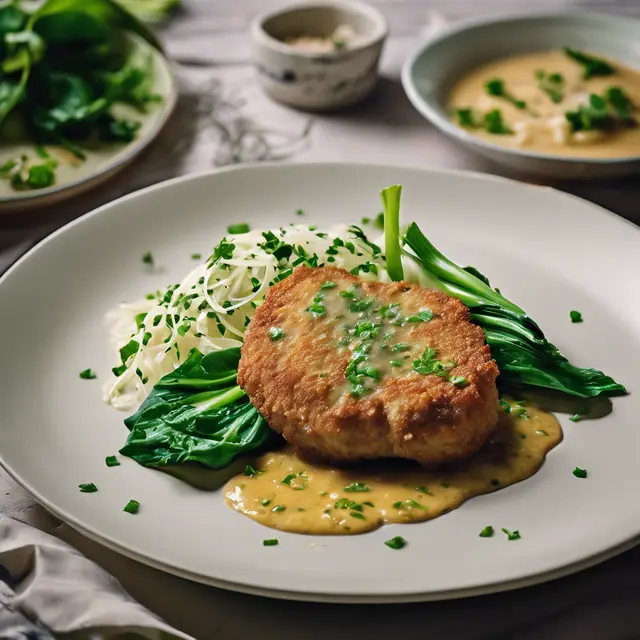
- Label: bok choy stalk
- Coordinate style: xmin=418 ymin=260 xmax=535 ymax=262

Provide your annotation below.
xmin=379 ymin=186 xmax=626 ymax=398
xmin=120 ymin=347 xmax=272 ymax=468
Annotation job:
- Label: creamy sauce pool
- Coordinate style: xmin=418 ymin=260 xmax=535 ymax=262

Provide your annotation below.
xmin=448 ymin=49 xmax=640 ymax=158
xmin=225 ymin=400 xmax=562 ymax=535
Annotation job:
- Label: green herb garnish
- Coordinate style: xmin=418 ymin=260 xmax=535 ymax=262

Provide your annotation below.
xmin=263 ymin=538 xmax=279 ymax=546
xmin=79 ymin=483 xmax=98 ymax=493
xmin=573 ymin=466 xmax=587 ymax=478
xmin=485 ymin=78 xmax=527 ymax=109
xmin=502 ymin=527 xmax=521 ymax=541
xmin=79 ymin=368 xmax=97 ymax=380
xmin=227 ymin=223 xmax=250 ymax=234
xmin=320 ymin=281 xmax=337 ymax=289
xmin=407 ymin=308 xmax=433 ymax=323
xmin=191 ymin=253 xmax=202 ymax=260
xmin=268 ymin=327 xmax=285 ymax=341
xmin=384 ymin=536 xmax=407 ymax=550
xmin=142 ymin=251 xmax=154 ymax=265
xmin=123 ymin=499 xmax=140 ymax=514
xmin=272 ymin=505 xmax=286 ymax=512
xmin=105 ymin=456 xmax=120 ymax=467
xmin=479 ymin=525 xmax=494 ymax=538
xmin=564 ymin=47 xmax=615 ymax=79
xmin=535 ymin=70 xmax=564 ymax=104
xmin=244 ymin=465 xmax=264 ymax=477
xmin=344 ymin=482 xmax=371 ymax=493
xmin=484 ymin=109 xmax=513 ymax=134
xmin=449 ymin=375 xmax=468 ymax=387
xmin=570 ymin=310 xmax=583 ymax=323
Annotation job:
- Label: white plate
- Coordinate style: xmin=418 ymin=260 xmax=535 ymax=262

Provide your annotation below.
xmin=0 ymin=36 xmax=176 ymax=213
xmin=0 ymin=163 xmax=638 ymax=603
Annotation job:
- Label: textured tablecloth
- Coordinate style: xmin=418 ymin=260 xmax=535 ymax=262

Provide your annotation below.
xmin=2 ymin=1 xmax=640 ymax=638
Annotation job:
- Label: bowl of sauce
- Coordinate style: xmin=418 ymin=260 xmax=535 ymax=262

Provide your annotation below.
xmin=250 ymin=1 xmax=388 ymax=111
xmin=402 ymin=12 xmax=640 ymax=179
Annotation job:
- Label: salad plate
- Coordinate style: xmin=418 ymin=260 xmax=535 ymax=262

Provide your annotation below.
xmin=0 ymin=163 xmax=638 ymax=602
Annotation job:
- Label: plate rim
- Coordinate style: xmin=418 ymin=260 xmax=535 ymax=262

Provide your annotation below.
xmin=0 ymin=43 xmax=178 ymax=207
xmin=401 ymin=9 xmax=640 ymax=166
xmin=1 ymin=162 xmax=639 ymax=602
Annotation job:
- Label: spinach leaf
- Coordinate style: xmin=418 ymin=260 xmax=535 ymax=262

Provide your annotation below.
xmin=401 ymin=220 xmax=626 ymax=399
xmin=120 ymin=348 xmax=273 ymax=469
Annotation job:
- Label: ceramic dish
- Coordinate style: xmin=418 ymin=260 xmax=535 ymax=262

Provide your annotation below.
xmin=402 ymin=12 xmax=640 ymax=180
xmin=0 ymin=163 xmax=638 ymax=602
xmin=0 ymin=36 xmax=177 ymax=214
xmin=250 ymin=1 xmax=387 ymax=110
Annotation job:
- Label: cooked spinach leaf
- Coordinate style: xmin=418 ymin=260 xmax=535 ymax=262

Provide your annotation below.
xmin=120 ymin=348 xmax=273 ymax=469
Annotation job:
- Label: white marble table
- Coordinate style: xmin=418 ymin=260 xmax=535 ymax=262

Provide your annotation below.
xmin=2 ymin=1 xmax=640 ymax=637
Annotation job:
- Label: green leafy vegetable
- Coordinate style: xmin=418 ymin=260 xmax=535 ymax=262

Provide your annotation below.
xmin=485 ymin=78 xmax=527 ymax=110
xmin=380 ymin=184 xmax=404 ymax=281
xmin=120 ymin=348 xmax=273 ymax=469
xmin=564 ymin=47 xmax=614 ymax=79
xmin=79 ymin=482 xmax=98 ymax=492
xmin=79 ymin=368 xmax=97 ymax=379
xmin=400 ymin=215 xmax=626 ymax=398
xmin=0 ymin=0 xmax=163 ymax=191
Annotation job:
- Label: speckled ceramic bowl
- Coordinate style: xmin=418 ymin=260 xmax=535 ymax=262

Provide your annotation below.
xmin=250 ymin=1 xmax=388 ymax=111
xmin=402 ymin=12 xmax=640 ymax=180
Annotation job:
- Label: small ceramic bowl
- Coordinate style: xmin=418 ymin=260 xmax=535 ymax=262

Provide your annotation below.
xmin=402 ymin=12 xmax=640 ymax=180
xmin=250 ymin=1 xmax=388 ymax=111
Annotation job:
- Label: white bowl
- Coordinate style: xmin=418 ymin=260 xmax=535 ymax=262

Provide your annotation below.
xmin=402 ymin=12 xmax=640 ymax=180
xmin=250 ymin=1 xmax=387 ymax=111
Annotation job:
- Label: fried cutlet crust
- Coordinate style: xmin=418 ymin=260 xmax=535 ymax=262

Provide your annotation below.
xmin=238 ymin=266 xmax=499 ymax=466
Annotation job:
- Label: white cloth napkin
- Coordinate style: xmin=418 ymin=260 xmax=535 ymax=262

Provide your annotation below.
xmin=0 ymin=516 xmax=193 ymax=639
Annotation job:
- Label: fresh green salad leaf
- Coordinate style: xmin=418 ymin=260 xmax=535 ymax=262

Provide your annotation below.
xmin=0 ymin=0 xmax=164 ymax=191
xmin=120 ymin=347 xmax=273 ymax=468
xmin=398 ymin=218 xmax=626 ymax=399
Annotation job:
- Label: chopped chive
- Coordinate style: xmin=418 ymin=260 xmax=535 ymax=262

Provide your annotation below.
xmin=320 ymin=281 xmax=337 ymax=289
xmin=570 ymin=310 xmax=583 ymax=323
xmin=384 ymin=536 xmax=407 ymax=550
xmin=350 ymin=511 xmax=366 ymax=520
xmin=243 ymin=464 xmax=264 ymax=477
xmin=268 ymin=327 xmax=285 ymax=341
xmin=261 ymin=498 xmax=271 ymax=506
xmin=502 ymin=528 xmax=521 ymax=541
xmin=263 ymin=538 xmax=279 ymax=546
xmin=281 ymin=474 xmax=296 ymax=485
xmin=79 ymin=483 xmax=98 ymax=493
xmin=227 ymin=223 xmax=250 ymax=234
xmin=123 ymin=499 xmax=140 ymax=514
xmin=105 ymin=456 xmax=120 ymax=467
xmin=79 ymin=368 xmax=97 ymax=380
xmin=479 ymin=525 xmax=494 ymax=538
xmin=344 ymin=482 xmax=370 ymax=493
xmin=142 ymin=251 xmax=153 ymax=265
xmin=573 ymin=466 xmax=587 ymax=478
xmin=191 ymin=253 xmax=202 ymax=260
xmin=272 ymin=505 xmax=286 ymax=512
